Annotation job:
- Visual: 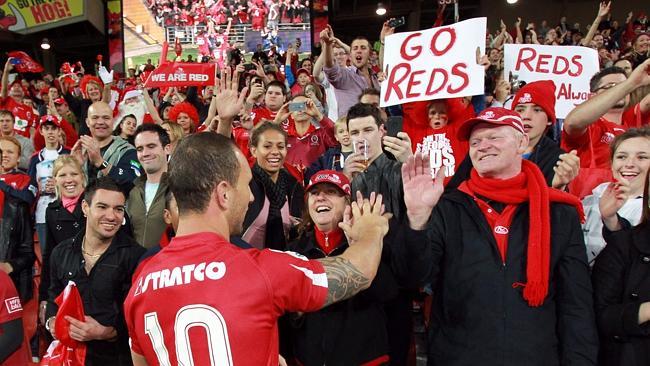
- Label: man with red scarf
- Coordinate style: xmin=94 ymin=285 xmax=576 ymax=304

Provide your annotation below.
xmin=395 ymin=107 xmax=598 ymax=365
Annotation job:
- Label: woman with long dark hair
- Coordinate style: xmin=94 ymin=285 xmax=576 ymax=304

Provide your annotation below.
xmin=592 ymin=169 xmax=650 ymax=365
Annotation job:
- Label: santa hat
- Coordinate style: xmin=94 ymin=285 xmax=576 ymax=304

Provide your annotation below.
xmin=512 ymin=80 xmax=557 ymax=123
xmin=122 ymin=87 xmax=142 ymax=101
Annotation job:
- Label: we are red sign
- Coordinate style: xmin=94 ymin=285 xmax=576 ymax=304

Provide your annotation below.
xmin=380 ymin=18 xmax=486 ymax=107
xmin=144 ymin=62 xmax=217 ymax=88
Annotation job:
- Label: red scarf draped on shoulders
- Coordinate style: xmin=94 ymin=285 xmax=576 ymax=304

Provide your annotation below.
xmin=460 ymin=160 xmax=584 ymax=307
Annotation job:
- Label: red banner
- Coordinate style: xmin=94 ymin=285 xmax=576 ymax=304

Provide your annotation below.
xmin=144 ymin=62 xmax=216 ymax=88
xmin=7 ymin=51 xmax=44 ymax=73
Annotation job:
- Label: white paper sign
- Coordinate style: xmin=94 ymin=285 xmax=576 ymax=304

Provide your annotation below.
xmin=380 ymin=17 xmax=487 ymax=108
xmin=503 ymin=44 xmax=599 ymax=118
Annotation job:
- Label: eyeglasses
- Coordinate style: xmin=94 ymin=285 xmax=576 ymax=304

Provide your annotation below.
xmin=594 ymin=82 xmax=619 ymax=92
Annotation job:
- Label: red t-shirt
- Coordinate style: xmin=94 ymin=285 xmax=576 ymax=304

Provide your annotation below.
xmin=0 ymin=271 xmax=30 ymax=366
xmin=0 ymin=97 xmax=36 ymax=138
xmin=252 ymin=106 xmax=278 ymax=125
xmin=124 ymin=232 xmax=328 ymax=366
xmin=282 ymin=116 xmax=338 ymax=171
xmin=561 ymin=115 xmax=633 ymax=169
xmin=415 ymin=125 xmax=468 ymax=180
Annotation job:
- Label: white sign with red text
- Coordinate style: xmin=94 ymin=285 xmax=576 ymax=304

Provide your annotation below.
xmin=380 ymin=17 xmax=487 ymax=108
xmin=504 ymin=44 xmax=599 ymax=118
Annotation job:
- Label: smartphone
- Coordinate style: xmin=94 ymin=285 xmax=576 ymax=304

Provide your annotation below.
xmin=9 ymin=58 xmax=20 ymax=65
xmin=388 ymin=16 xmax=406 ymax=28
xmin=288 ymin=101 xmax=306 ymax=112
xmin=243 ymin=63 xmax=256 ymax=72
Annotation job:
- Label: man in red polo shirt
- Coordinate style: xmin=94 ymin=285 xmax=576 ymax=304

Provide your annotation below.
xmin=273 ymin=95 xmax=337 ymax=172
xmin=247 ymin=80 xmax=287 ymax=125
xmin=562 ymin=59 xmax=650 ymax=196
xmin=562 ymin=59 xmax=650 ymax=169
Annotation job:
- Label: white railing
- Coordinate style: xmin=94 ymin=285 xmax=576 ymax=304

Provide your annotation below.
xmin=165 ymin=23 xmax=311 ymax=45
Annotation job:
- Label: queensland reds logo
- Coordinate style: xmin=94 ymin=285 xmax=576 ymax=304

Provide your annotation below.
xmin=310 ymin=135 xmax=319 ymax=146
xmin=518 ymin=93 xmax=532 ymax=104
xmin=315 ymin=173 xmax=341 ymax=183
xmin=482 ymin=111 xmax=495 ymax=119
xmin=600 ymin=132 xmax=615 ymax=144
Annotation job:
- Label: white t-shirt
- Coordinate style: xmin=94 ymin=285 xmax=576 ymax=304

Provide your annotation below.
xmin=144 ymin=182 xmax=160 ymax=213
xmin=35 ymin=149 xmax=62 ymax=223
xmin=581 ymin=182 xmax=643 ymax=266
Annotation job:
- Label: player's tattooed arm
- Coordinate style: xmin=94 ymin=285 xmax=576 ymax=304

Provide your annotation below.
xmin=318 ymin=256 xmax=371 ymax=307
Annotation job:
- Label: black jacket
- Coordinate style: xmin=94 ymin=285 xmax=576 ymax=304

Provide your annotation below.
xmin=0 ymin=196 xmax=35 ymax=301
xmin=351 ymin=153 xmax=404 ymax=221
xmin=303 ymin=146 xmax=347 ymax=184
xmin=40 ymin=199 xmax=134 ymax=302
xmin=592 ymin=223 xmax=650 ymax=366
xmin=393 ymin=189 xmax=599 ymax=366
xmin=46 ymin=229 xmax=145 ymax=365
xmin=287 ymin=231 xmax=395 ymax=365
xmin=448 ymin=136 xmax=565 ymax=189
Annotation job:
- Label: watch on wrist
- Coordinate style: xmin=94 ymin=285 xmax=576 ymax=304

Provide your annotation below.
xmin=98 ymin=160 xmax=110 ymax=170
xmin=45 ymin=316 xmax=55 ymax=332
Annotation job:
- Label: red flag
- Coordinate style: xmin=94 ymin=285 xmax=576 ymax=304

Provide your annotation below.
xmin=160 ymin=41 xmax=169 ymax=63
xmin=7 ymin=51 xmax=44 ymax=73
xmin=39 ymin=282 xmax=87 ymax=366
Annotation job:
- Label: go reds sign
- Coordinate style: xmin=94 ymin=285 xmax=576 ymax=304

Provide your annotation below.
xmin=380 ymin=17 xmax=487 ymax=107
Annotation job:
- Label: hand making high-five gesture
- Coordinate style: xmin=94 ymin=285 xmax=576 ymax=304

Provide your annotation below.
xmin=402 ymin=152 xmax=445 ymax=230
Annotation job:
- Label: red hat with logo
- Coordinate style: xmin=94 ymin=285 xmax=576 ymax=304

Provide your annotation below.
xmin=39 ymin=114 xmax=62 ymax=128
xmin=512 ymin=80 xmax=557 ymax=123
xmin=457 ymin=107 xmax=525 ymax=141
xmin=305 ymin=170 xmax=351 ymax=196
xmin=53 ymin=97 xmax=67 ymax=105
xmin=296 ymin=68 xmax=312 ymax=77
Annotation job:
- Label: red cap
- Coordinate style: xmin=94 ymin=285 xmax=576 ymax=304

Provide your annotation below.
xmin=39 ymin=114 xmax=62 ymax=128
xmin=512 ymin=80 xmax=557 ymax=123
xmin=53 ymin=97 xmax=67 ymax=105
xmin=305 ymin=170 xmax=351 ymax=196
xmin=457 ymin=107 xmax=525 ymax=141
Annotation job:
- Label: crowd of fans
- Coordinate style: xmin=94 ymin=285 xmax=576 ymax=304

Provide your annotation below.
xmin=1 ymin=1 xmax=650 ymax=365
xmin=146 ymin=0 xmax=310 ymax=29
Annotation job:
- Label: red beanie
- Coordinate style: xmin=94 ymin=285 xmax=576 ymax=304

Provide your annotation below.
xmin=512 ymin=80 xmax=557 ymax=123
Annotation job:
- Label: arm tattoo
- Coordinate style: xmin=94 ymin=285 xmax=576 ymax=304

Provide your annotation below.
xmin=318 ymin=256 xmax=370 ymax=307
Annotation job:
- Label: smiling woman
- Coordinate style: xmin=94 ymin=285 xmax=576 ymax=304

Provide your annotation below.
xmin=286 ymin=171 xmax=392 ymax=365
xmin=241 ymin=123 xmax=304 ymax=250
xmin=581 ymin=127 xmax=650 ymax=265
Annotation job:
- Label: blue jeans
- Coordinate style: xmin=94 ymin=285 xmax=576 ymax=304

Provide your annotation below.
xmin=35 ymin=223 xmax=47 ymax=254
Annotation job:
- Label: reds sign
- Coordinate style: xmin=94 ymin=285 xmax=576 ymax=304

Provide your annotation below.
xmin=504 ymin=44 xmax=599 ymax=118
xmin=380 ymin=17 xmax=487 ymax=107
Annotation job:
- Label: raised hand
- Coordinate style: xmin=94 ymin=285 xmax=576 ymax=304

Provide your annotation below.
xmin=597 ymin=1 xmax=611 ymax=19
xmin=599 ymin=179 xmax=630 ymax=221
xmin=383 ymin=132 xmax=413 ymax=163
xmin=380 ymin=19 xmax=396 ymax=43
xmin=98 ymin=65 xmax=114 ymax=85
xmin=338 ymin=192 xmax=391 ymax=244
xmin=551 ymin=150 xmax=580 ymax=189
xmin=214 ymin=66 xmax=248 ymax=121
xmin=402 ymin=152 xmax=445 ymax=230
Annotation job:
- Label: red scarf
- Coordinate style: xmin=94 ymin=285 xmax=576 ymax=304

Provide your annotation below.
xmin=460 ymin=160 xmax=584 ymax=307
xmin=314 ymin=226 xmax=344 ymax=255
xmin=62 ymin=194 xmax=82 ymax=213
